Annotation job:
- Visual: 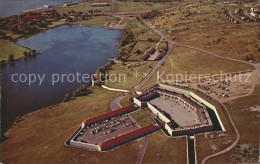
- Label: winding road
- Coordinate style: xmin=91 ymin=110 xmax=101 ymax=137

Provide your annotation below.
xmin=108 ymin=2 xmax=259 ymax=163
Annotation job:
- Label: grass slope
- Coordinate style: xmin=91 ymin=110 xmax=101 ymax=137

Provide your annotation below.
xmin=2 ymin=87 xmax=143 ymax=164
xmin=0 ymin=40 xmax=29 ymax=61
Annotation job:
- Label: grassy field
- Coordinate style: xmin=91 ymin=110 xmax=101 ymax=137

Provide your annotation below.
xmin=119 ymin=94 xmax=137 ymax=107
xmin=126 ymin=19 xmax=161 ymax=41
xmin=74 ymin=16 xmax=117 ymax=27
xmin=47 ymin=21 xmax=66 ymax=28
xmin=130 ymin=109 xmax=147 ymax=119
xmin=147 ymin=2 xmax=260 ymax=62
xmin=130 ymin=109 xmax=155 ymax=127
xmin=57 ymin=2 xmax=112 ymax=13
xmin=143 ymin=130 xmax=188 ymax=163
xmin=158 ymin=46 xmax=253 ymax=78
xmin=105 ymin=61 xmax=157 ymax=90
xmin=1 ymin=87 xmax=145 ymax=164
xmin=104 ymin=18 xmax=161 ymax=90
xmin=127 ymin=41 xmax=154 ymax=61
xmin=205 ymin=85 xmax=260 ymax=163
xmin=116 ymin=1 xmax=179 ymax=12
xmin=0 ymin=40 xmax=29 ymax=61
xmin=157 ymin=41 xmax=168 ymax=50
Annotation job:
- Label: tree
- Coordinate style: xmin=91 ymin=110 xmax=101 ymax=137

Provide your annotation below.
xmin=23 ymin=51 xmax=28 ymax=57
xmin=28 ymin=51 xmax=32 ymax=57
xmin=148 ymin=38 xmax=154 ymax=42
xmin=63 ymin=93 xmax=70 ymax=102
xmin=8 ymin=54 xmax=14 ymax=63
xmin=88 ymin=10 xmax=94 ymax=15
xmin=1 ymin=60 xmax=6 ymax=67
xmin=32 ymin=49 xmax=36 ymax=56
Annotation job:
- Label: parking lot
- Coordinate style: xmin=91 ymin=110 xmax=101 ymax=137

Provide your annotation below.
xmin=150 ymin=98 xmax=200 ymax=127
xmin=75 ymin=113 xmax=140 ymax=144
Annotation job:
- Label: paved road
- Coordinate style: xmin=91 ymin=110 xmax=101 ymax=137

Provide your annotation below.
xmin=134 ymin=42 xmax=173 ymax=91
xmin=137 ymin=19 xmax=252 ymax=164
xmin=109 ymin=1 xmax=254 ymax=162
xmin=142 ymin=19 xmax=257 ymax=68
xmin=109 ymin=94 xmax=124 ymax=111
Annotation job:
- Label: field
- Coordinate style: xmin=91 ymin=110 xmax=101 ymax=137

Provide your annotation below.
xmin=127 ymin=41 xmax=154 ymax=61
xmin=74 ymin=16 xmax=117 ymax=27
xmin=104 ymin=61 xmax=157 ymax=90
xmin=104 ymin=18 xmax=161 ymax=90
xmin=1 ymin=87 xmax=144 ymax=164
xmin=206 ymin=85 xmax=260 ymax=163
xmin=147 ymin=1 xmax=260 ymax=62
xmin=57 ymin=2 xmax=112 ymax=13
xmin=116 ymin=1 xmax=179 ymax=12
xmin=125 ymin=19 xmax=161 ymax=41
xmin=0 ymin=40 xmax=29 ymax=61
xmin=130 ymin=109 xmax=155 ymax=127
xmin=158 ymin=46 xmax=253 ymax=78
xmin=119 ymin=94 xmax=137 ymax=107
xmin=143 ymin=130 xmax=188 ymax=163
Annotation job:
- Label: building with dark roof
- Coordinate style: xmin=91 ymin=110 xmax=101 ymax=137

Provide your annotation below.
xmin=134 ymin=84 xmax=224 ymax=136
xmin=66 ymin=105 xmax=160 ymax=151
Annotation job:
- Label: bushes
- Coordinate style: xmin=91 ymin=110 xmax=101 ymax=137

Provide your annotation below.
xmin=141 ymin=10 xmax=163 ymax=19
xmin=63 ymin=85 xmax=92 ymax=102
xmin=8 ymin=54 xmax=14 ymax=63
xmin=120 ymin=30 xmax=135 ymax=47
xmin=1 ymin=60 xmax=6 ymax=67
xmin=23 ymin=49 xmax=36 ymax=58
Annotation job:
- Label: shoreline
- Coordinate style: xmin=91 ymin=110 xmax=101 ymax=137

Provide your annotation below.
xmin=2 ymin=20 xmax=126 ymax=135
xmin=3 ymin=16 xmax=122 ymax=63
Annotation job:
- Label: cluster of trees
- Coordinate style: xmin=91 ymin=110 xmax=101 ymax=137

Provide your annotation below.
xmin=116 ymin=30 xmax=136 ymax=61
xmin=244 ymin=54 xmax=255 ymax=62
xmin=0 ymin=13 xmax=53 ymax=35
xmin=120 ymin=30 xmax=135 ymax=47
xmin=1 ymin=60 xmax=6 ymax=67
xmin=140 ymin=10 xmax=163 ymax=19
xmin=0 ymin=31 xmax=13 ymax=41
xmin=67 ymin=9 xmax=102 ymax=16
xmin=23 ymin=50 xmax=36 ymax=58
xmin=96 ymin=60 xmax=114 ymax=82
xmin=63 ymin=85 xmax=92 ymax=102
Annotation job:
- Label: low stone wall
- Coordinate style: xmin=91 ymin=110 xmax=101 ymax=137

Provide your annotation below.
xmin=190 ymin=92 xmax=225 ymax=131
xmin=171 ymin=125 xmax=213 ymax=136
xmin=159 ymin=83 xmax=225 ymax=131
xmin=101 ymin=85 xmax=130 ymax=93
xmin=70 ymin=140 xmax=101 ymax=151
xmin=133 ymin=97 xmax=142 ymax=107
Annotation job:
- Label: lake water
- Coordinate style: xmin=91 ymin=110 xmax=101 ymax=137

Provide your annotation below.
xmin=0 ymin=0 xmax=82 ymax=17
xmin=1 ymin=25 xmax=122 ymax=132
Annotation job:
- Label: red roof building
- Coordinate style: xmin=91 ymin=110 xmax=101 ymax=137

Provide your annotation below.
xmin=99 ymin=123 xmax=160 ymax=150
xmin=82 ymin=105 xmax=137 ymax=126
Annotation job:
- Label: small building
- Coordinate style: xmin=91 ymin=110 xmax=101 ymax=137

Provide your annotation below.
xmin=250 ymin=8 xmax=260 ymax=18
xmin=91 ymin=3 xmax=111 ymax=7
xmin=63 ymin=2 xmax=79 ymax=7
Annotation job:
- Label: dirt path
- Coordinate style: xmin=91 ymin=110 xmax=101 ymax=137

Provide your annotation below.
xmin=141 ymin=18 xmax=259 ymax=164
xmin=136 ymin=136 xmax=148 ymax=164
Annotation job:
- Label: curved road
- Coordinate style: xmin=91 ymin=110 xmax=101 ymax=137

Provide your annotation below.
xmin=109 ymin=94 xmax=124 ymax=111
xmin=141 ymin=18 xmax=249 ymax=164
xmin=108 ymin=4 xmax=257 ymax=163
xmin=201 ymin=102 xmax=240 ymax=164
xmin=142 ymin=19 xmax=257 ymax=68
